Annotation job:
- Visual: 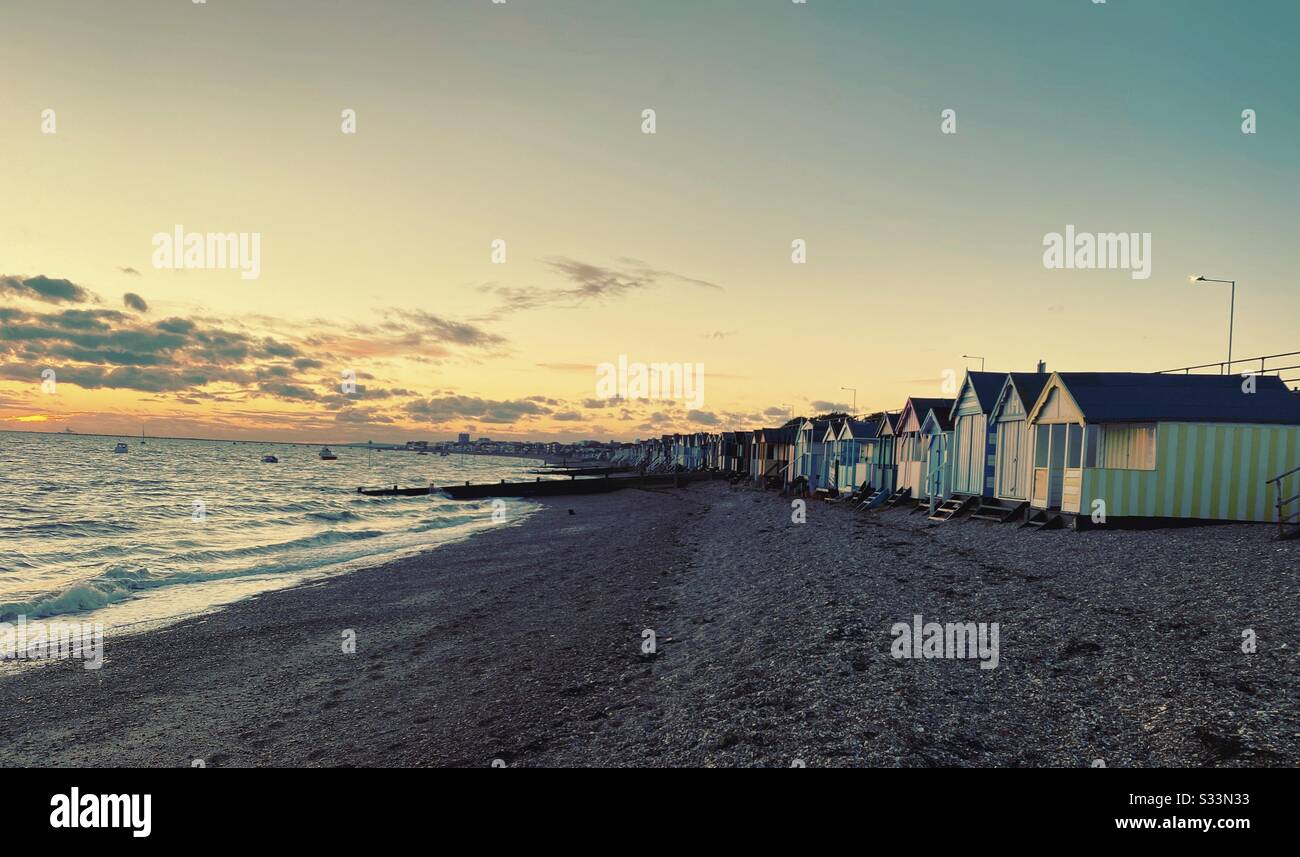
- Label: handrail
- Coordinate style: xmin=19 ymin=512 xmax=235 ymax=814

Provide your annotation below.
xmin=1158 ymin=349 xmax=1300 ymax=375
xmin=1266 ymin=464 xmax=1300 ymax=484
xmin=1271 ymin=464 xmax=1300 ymax=539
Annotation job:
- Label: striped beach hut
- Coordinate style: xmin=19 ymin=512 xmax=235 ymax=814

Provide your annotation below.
xmin=866 ymin=412 xmax=900 ymax=500
xmin=891 ymin=397 xmax=955 ymax=504
xmin=968 ymin=371 xmax=1052 ymax=521
xmin=919 ymin=404 xmax=955 ymax=506
xmin=1025 ymin=372 xmax=1300 ymax=525
xmin=948 ymin=371 xmax=1010 ymax=498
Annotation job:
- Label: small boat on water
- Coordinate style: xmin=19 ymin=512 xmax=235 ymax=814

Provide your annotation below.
xmin=113 ymin=442 xmax=129 ymax=454
xmin=319 ymin=447 xmax=338 ymax=461
xmin=261 ymin=455 xmax=279 ymax=464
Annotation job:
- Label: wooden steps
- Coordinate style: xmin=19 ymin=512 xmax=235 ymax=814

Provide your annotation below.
xmin=1021 ymin=509 xmax=1064 ymax=530
xmin=970 ymin=498 xmax=1029 ymax=523
xmin=856 ymin=488 xmax=886 ymax=510
xmin=882 ymin=487 xmax=912 ymax=508
xmin=927 ymin=495 xmax=977 ymax=523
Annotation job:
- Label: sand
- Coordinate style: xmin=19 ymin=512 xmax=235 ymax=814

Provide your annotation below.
xmin=1 ymin=480 xmax=1294 ymax=767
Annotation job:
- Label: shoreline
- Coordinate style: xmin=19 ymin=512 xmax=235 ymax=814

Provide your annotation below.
xmin=2 ymin=481 xmax=1294 ymax=767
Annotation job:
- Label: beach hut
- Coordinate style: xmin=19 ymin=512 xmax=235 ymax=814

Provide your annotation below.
xmin=732 ymin=430 xmax=753 ymax=475
xmin=969 ymin=371 xmax=1051 ymax=521
xmin=919 ymin=404 xmax=955 ymax=511
xmin=948 ymin=371 xmax=1010 ymax=498
xmin=832 ymin=416 xmax=881 ymax=495
xmin=890 ymin=398 xmax=954 ymax=505
xmin=751 ymin=426 xmax=796 ymax=488
xmin=860 ymin=412 xmax=901 ymax=506
xmin=1024 ymin=372 xmax=1300 ymax=527
xmin=793 ymin=418 xmax=835 ymax=492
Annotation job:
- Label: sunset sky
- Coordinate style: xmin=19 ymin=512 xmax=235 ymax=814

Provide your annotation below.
xmin=2 ymin=0 xmax=1297 ymax=442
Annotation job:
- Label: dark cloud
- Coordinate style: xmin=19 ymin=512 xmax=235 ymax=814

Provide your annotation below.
xmin=810 ymin=400 xmax=851 ymax=412
xmin=375 ymin=310 xmax=507 ymax=349
xmin=119 ymin=267 xmax=141 ymax=276
xmin=0 ymin=274 xmax=95 ymax=305
xmin=551 ymin=410 xmax=582 ymax=421
xmin=687 ymin=410 xmax=720 ymax=425
xmin=405 ymin=395 xmax=551 ymax=424
xmin=123 ymin=293 xmax=149 ymax=312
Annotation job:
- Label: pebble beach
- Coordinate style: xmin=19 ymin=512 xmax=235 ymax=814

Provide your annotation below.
xmin=1 ymin=480 xmax=1294 ymax=767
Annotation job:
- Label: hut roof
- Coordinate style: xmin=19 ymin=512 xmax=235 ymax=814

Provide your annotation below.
xmin=1007 ymin=372 xmax=1051 ymax=411
xmin=1047 ymin=372 xmax=1300 ymax=425
xmin=842 ymin=417 xmax=880 ymax=438
xmin=963 ymin=371 xmax=1011 ymax=414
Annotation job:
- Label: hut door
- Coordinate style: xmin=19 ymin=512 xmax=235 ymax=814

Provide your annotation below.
xmin=1047 ymin=424 xmax=1066 ymax=508
xmin=998 ymin=420 xmax=1024 ymax=499
xmin=927 ymin=433 xmax=946 ymax=499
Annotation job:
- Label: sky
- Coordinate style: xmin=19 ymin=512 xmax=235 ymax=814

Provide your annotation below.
xmin=2 ymin=0 xmax=1297 ymax=442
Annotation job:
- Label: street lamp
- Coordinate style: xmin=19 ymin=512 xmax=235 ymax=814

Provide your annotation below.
xmin=1189 ymin=275 xmax=1237 ymax=371
xmin=841 ymin=386 xmax=857 ymax=415
xmin=962 ymin=354 xmax=986 ymax=371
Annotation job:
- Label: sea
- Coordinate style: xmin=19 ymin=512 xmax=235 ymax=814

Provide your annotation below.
xmin=0 ymin=432 xmax=542 ymax=636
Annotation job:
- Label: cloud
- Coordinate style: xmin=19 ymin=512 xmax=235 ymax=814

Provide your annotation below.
xmin=535 ymin=362 xmax=595 ymax=372
xmin=119 ymin=267 xmax=141 ymax=276
xmin=0 ymin=274 xmax=95 ymax=305
xmin=123 ymin=293 xmax=149 ymax=312
xmin=551 ymin=410 xmax=583 ymax=421
xmin=810 ymin=400 xmax=851 ymax=412
xmin=687 ymin=409 xmax=720 ymax=425
xmin=405 ymin=395 xmax=552 ymax=424
xmin=478 ymin=256 xmax=723 ymax=319
xmin=704 ymin=330 xmax=735 ymax=340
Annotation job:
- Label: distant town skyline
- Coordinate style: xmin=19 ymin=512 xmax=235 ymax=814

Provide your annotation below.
xmin=3 ymin=1 xmax=1298 ymax=442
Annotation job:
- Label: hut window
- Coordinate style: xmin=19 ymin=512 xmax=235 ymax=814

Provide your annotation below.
xmin=1066 ymin=424 xmax=1083 ymax=469
xmin=1034 ymin=425 xmax=1050 ymax=468
xmin=1096 ymin=424 xmax=1157 ymax=470
xmin=1084 ymin=425 xmax=1100 ymax=467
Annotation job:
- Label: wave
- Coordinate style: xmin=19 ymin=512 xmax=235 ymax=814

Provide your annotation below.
xmin=305 ymin=509 xmax=362 ymax=522
xmin=0 ymin=519 xmax=139 ymax=538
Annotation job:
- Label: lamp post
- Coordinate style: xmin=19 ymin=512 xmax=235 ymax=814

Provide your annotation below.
xmin=1189 ymin=275 xmax=1237 ymax=372
xmin=962 ymin=354 xmax=986 ymax=371
xmin=841 ymin=386 xmax=857 ymax=416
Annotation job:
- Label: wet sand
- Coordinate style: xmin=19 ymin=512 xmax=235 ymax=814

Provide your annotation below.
xmin=1 ymin=480 xmax=1294 ymax=767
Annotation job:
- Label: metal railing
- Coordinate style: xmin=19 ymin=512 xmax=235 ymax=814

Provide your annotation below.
xmin=1158 ymin=350 xmax=1300 ymax=385
xmin=1266 ymin=464 xmax=1300 ymax=539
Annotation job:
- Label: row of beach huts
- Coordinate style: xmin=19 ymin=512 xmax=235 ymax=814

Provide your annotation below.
xmin=632 ymin=369 xmax=1300 ymax=534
